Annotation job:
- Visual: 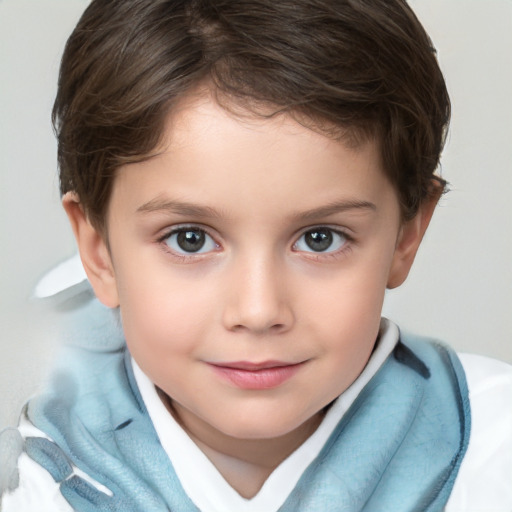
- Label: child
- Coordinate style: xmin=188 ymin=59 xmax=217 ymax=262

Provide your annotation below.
xmin=1 ymin=0 xmax=511 ymax=510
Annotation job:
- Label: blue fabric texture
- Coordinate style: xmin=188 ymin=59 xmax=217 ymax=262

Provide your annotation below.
xmin=279 ymin=338 xmax=471 ymax=512
xmin=23 ymin=298 xmax=470 ymax=512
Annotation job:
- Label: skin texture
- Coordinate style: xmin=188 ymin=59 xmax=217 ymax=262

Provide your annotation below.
xmin=64 ymin=93 xmax=437 ymax=497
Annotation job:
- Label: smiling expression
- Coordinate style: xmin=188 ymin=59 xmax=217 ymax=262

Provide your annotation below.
xmin=67 ymin=92 xmax=429 ymax=448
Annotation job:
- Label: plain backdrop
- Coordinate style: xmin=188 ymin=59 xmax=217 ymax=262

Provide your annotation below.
xmin=1 ymin=0 xmax=511 ymax=431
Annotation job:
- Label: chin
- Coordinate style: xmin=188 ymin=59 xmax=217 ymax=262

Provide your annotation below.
xmin=216 ymin=412 xmax=314 ymax=441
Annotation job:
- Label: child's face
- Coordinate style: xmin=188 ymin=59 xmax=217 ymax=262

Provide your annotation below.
xmin=69 ymin=94 xmax=429 ymax=444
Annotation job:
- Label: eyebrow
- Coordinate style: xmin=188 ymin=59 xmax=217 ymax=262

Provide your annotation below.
xmin=136 ymin=197 xmax=376 ymax=221
xmin=136 ymin=198 xmax=222 ymax=219
xmin=291 ymin=199 xmax=377 ymax=221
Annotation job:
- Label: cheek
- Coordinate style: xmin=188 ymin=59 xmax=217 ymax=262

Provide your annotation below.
xmin=314 ymin=283 xmax=383 ymax=355
xmin=300 ymin=253 xmax=393 ymax=371
xmin=116 ymin=268 xmax=217 ymax=359
xmin=304 ymin=255 xmax=391 ymax=324
xmin=311 ymin=289 xmax=383 ymax=396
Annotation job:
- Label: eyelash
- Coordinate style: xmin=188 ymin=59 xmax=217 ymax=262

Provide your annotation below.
xmin=292 ymin=226 xmax=354 ymax=262
xmin=156 ymin=225 xmax=354 ymax=262
xmin=157 ymin=225 xmax=220 ymax=262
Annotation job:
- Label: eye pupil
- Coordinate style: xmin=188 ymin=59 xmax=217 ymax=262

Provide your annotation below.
xmin=305 ymin=229 xmax=333 ymax=252
xmin=177 ymin=230 xmax=205 ymax=252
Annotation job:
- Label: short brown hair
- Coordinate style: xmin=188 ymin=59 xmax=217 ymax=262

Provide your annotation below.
xmin=54 ymin=0 xmax=450 ymax=229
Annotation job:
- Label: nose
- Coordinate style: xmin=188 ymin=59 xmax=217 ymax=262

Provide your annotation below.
xmin=221 ymin=253 xmax=294 ymax=335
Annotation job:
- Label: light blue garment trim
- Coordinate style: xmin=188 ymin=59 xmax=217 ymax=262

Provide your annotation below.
xmin=23 ymin=301 xmax=470 ymax=512
xmin=26 ymin=346 xmax=199 ymax=512
xmin=278 ymin=336 xmax=471 ymax=512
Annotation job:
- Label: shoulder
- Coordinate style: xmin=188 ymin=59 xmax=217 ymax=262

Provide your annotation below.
xmin=459 ymin=352 xmax=512 ymax=390
xmin=0 ymin=417 xmax=73 ymax=512
xmin=0 ymin=411 xmax=112 ymax=512
xmin=447 ymin=353 xmax=512 ymax=511
xmin=395 ymin=331 xmax=512 ymax=510
xmin=1 ymin=453 xmax=74 ymax=512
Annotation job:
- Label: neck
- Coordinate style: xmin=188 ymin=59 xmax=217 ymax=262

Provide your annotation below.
xmin=157 ymin=389 xmax=325 ymax=498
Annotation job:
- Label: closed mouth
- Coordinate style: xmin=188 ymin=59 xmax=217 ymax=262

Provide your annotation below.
xmin=210 ymin=360 xmax=301 ymax=371
xmin=207 ymin=360 xmax=306 ymax=389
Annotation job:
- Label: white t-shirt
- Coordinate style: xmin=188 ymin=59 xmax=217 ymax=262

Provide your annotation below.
xmin=3 ymin=319 xmax=512 ymax=512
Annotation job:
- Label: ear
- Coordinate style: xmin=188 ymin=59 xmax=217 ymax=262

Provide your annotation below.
xmin=387 ymin=189 xmax=441 ymax=289
xmin=62 ymin=192 xmax=119 ymax=308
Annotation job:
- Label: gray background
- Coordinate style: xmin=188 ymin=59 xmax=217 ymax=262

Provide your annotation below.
xmin=1 ymin=0 xmax=511 ymax=431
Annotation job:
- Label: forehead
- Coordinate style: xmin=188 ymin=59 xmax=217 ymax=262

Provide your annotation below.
xmin=109 ymin=93 xmax=397 ymax=224
xmin=164 ymin=88 xmax=371 ymax=155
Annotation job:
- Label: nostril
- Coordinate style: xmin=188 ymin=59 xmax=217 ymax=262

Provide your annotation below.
xmin=228 ymin=322 xmax=287 ymax=334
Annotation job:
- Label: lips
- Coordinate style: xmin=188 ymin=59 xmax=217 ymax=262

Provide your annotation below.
xmin=207 ymin=360 xmax=305 ymax=390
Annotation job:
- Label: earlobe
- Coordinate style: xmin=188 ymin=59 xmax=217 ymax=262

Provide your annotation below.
xmin=62 ymin=192 xmax=119 ymax=308
xmin=387 ymin=192 xmax=440 ymax=289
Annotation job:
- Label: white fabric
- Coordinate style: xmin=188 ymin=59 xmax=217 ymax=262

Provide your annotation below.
xmin=33 ymin=254 xmax=88 ymax=300
xmin=446 ymin=353 xmax=512 ymax=512
xmin=3 ymin=327 xmax=512 ymax=511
